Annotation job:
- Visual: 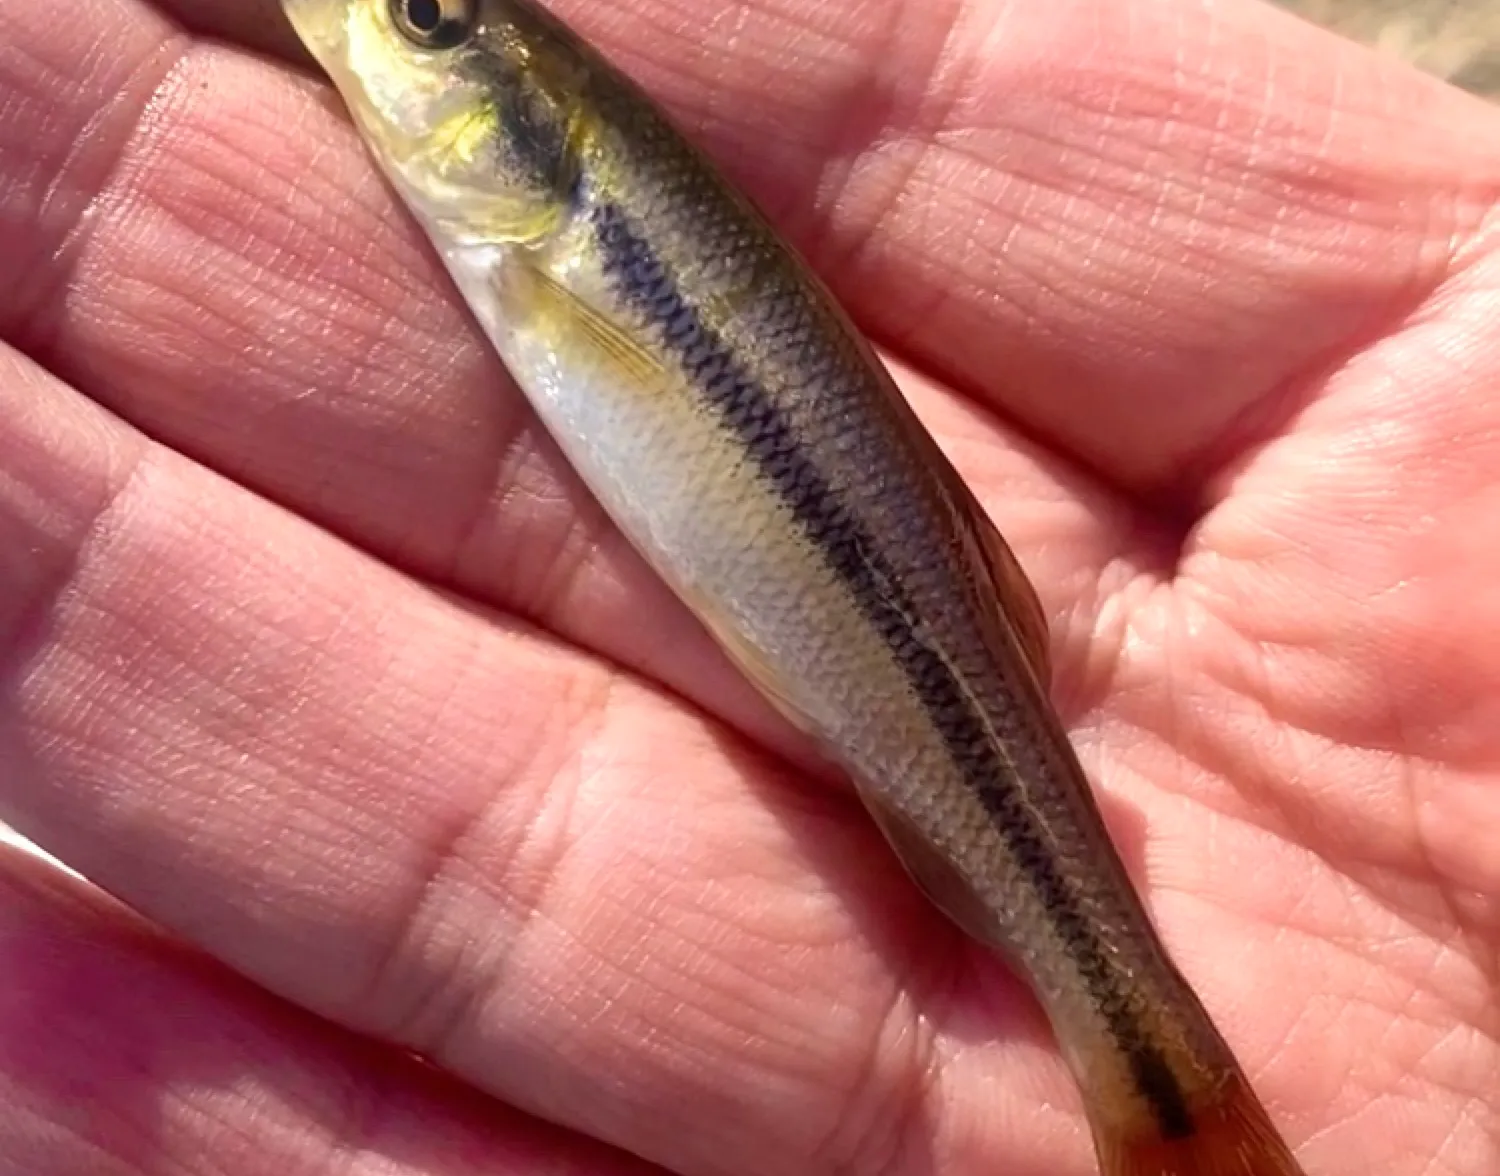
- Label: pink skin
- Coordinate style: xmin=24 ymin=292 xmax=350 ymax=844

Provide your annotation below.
xmin=0 ymin=0 xmax=1496 ymax=1173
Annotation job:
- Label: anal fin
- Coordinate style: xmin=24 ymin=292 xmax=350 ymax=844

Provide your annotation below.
xmin=497 ymin=258 xmax=671 ymax=388
xmin=852 ymin=780 xmax=1009 ymax=951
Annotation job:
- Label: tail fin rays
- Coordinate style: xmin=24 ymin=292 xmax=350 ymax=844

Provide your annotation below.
xmin=1091 ymin=1068 xmax=1307 ymax=1176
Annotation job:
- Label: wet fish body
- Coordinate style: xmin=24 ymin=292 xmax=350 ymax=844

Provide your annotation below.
xmin=280 ymin=2 xmax=1309 ymax=1173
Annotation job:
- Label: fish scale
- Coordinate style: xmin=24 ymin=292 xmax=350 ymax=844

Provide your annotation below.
xmin=280 ymin=1 xmax=1313 ymax=1173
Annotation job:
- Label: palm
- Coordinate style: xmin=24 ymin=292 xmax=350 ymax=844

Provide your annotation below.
xmin=0 ymin=0 xmax=1496 ymax=1174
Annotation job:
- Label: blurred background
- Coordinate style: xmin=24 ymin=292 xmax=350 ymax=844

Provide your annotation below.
xmin=1275 ymin=0 xmax=1500 ymax=99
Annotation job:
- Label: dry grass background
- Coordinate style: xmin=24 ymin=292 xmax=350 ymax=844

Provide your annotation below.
xmin=1274 ymin=0 xmax=1500 ymax=98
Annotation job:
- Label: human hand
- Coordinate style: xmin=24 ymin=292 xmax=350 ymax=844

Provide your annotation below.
xmin=0 ymin=1 xmax=1496 ymax=1174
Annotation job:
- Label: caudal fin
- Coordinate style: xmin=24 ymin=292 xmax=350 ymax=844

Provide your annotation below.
xmin=1092 ymin=1068 xmax=1308 ymax=1176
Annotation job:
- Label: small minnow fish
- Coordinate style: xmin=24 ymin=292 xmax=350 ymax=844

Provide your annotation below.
xmin=280 ymin=2 xmax=1311 ymax=1172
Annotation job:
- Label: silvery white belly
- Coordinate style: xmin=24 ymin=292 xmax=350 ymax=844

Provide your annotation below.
xmin=440 ymin=243 xmax=933 ymax=796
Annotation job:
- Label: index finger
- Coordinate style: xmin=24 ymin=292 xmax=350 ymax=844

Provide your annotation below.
xmin=147 ymin=0 xmax=1500 ymax=497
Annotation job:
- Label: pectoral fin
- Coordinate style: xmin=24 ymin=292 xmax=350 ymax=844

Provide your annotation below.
xmin=966 ymin=507 xmax=1052 ymax=687
xmin=497 ymin=259 xmax=669 ymax=388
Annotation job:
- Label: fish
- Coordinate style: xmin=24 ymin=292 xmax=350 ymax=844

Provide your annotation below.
xmin=278 ymin=2 xmax=1312 ymax=1173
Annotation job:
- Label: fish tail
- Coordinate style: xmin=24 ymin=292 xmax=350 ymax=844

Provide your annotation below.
xmin=1091 ymin=1067 xmax=1308 ymax=1176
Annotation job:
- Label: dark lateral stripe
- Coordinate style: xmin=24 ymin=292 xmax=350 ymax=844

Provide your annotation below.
xmin=589 ymin=198 xmax=1195 ymax=1137
xmin=461 ymin=58 xmax=579 ymax=208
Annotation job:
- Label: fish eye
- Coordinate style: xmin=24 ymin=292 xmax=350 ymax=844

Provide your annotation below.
xmin=389 ymin=0 xmax=478 ymax=50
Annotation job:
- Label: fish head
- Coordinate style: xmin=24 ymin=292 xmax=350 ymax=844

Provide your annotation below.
xmin=282 ymin=0 xmax=583 ymax=244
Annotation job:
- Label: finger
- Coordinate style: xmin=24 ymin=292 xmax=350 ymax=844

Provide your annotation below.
xmin=0 ymin=4 xmax=1121 ymax=758
xmin=129 ymin=0 xmax=1500 ymax=496
xmin=167 ymin=0 xmax=303 ymax=59
xmin=0 ymin=846 xmax=656 ymax=1176
xmin=0 ymin=347 xmax=1092 ymax=1176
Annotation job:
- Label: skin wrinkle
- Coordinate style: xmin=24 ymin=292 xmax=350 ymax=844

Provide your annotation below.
xmin=928 ymin=34 xmax=1475 ymax=490
xmin=794 ymin=0 xmax=967 ymax=288
xmin=0 ymin=359 xmax=140 ymax=680
xmin=1150 ymin=654 xmax=1468 ymax=947
xmin=7 ymin=33 xmax=191 ymax=358
xmin=13 ymin=484 xmax=197 ymax=813
xmin=1107 ymin=602 xmax=1263 ymax=804
xmin=1338 ymin=912 xmax=1489 ymax=1051
xmin=105 ymin=59 xmax=462 ymax=383
xmin=525 ymin=745 xmax=950 ymax=1175
xmin=420 ymin=774 xmax=582 ymax=1068
xmin=1400 ymin=1032 xmax=1494 ymax=1144
xmin=811 ymin=988 xmax=942 ymax=1176
xmin=772 ymin=824 xmax=980 ymax=1176
xmin=451 ymin=424 xmax=622 ymax=628
xmin=515 ymin=492 xmax=619 ymax=627
xmin=445 ymin=430 xmax=554 ymax=611
xmin=0 ymin=859 xmax=653 ymax=1176
xmin=1182 ymin=490 xmax=1485 ymax=655
xmin=1453 ymin=197 xmax=1500 ymax=271
xmin=0 ymin=2 xmax=1494 ymax=1176
xmin=358 ymin=656 xmax=611 ymax=1056
xmin=171 ymin=90 xmax=395 ymax=312
xmin=1391 ymin=949 xmax=1477 ymax=1051
xmin=595 ymin=896 xmax=813 ymax=1068
xmin=172 ymin=84 xmax=411 ymax=301
xmin=25 ymin=30 xmax=167 ymax=255
xmin=1174 ymin=565 xmax=1500 ymax=959
xmin=911 ymin=110 xmax=1442 ymax=484
xmin=1190 ymin=830 xmax=1499 ymax=1065
xmin=1430 ymin=1108 xmax=1482 ymax=1176
xmin=156 ymin=510 xmax=384 ymax=779
xmin=1110 ymin=726 xmax=1482 ymax=1020
xmin=200 ymin=132 xmax=438 ymax=352
xmin=77 ymin=75 xmax=536 ymax=580
xmin=1396 ymin=737 xmax=1492 ymax=1009
xmin=1229 ymin=916 xmax=1457 ymax=1124
xmin=24 ymin=435 xmax=609 ymax=1008
xmin=486 ymin=816 xmax=912 ymax=1176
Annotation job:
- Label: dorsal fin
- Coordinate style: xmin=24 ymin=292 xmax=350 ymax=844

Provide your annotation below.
xmin=853 ymin=349 xmax=1054 ymax=689
xmin=962 ymin=503 xmax=1052 ymax=687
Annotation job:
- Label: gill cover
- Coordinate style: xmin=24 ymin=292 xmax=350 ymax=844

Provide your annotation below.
xmin=291 ymin=0 xmax=589 ymax=244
